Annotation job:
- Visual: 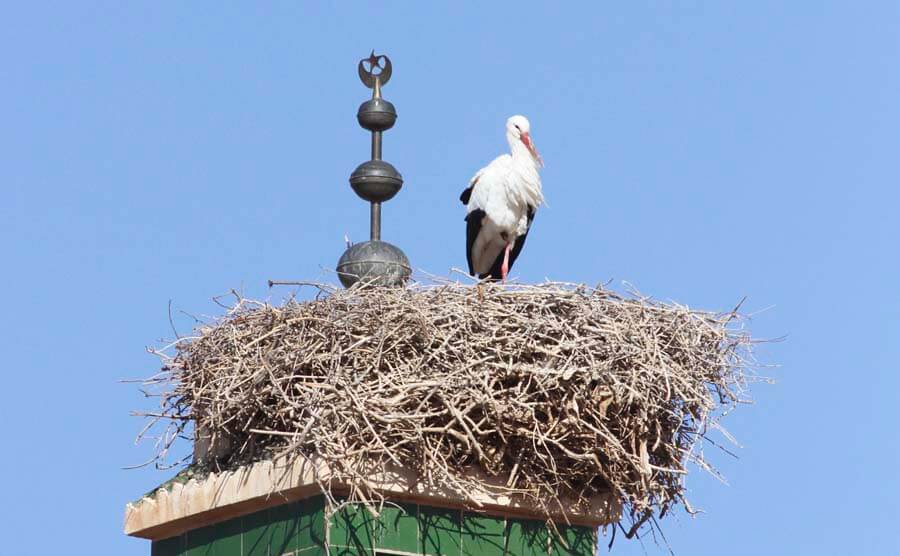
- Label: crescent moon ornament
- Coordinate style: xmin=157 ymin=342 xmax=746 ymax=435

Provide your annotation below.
xmin=358 ymin=51 xmax=392 ymax=89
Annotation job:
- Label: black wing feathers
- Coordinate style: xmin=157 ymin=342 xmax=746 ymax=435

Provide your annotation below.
xmin=459 ymin=186 xmax=473 ymax=205
xmin=465 ymin=209 xmax=486 ymax=276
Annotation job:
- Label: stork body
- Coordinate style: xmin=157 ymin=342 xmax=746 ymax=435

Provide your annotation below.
xmin=460 ymin=115 xmax=543 ymax=281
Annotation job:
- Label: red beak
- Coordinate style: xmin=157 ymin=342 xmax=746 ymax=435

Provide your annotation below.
xmin=521 ymin=132 xmax=543 ymax=166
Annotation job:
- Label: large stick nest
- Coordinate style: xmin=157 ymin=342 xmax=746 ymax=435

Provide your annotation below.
xmin=144 ymin=282 xmax=754 ymax=529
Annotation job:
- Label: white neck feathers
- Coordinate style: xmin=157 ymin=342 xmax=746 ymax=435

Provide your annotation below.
xmin=506 ymin=134 xmax=543 ymax=208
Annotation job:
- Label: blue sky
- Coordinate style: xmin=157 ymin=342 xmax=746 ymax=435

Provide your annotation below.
xmin=2 ymin=3 xmax=898 ymax=554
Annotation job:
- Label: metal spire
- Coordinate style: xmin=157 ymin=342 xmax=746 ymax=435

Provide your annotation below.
xmin=336 ymin=52 xmax=411 ymax=288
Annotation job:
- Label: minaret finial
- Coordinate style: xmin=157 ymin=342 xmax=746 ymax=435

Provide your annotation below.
xmin=337 ymin=52 xmax=411 ymax=288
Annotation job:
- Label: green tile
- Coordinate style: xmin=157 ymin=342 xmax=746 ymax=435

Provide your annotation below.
xmin=299 ymin=496 xmax=327 ymax=551
xmin=152 ymin=534 xmax=183 ymax=556
xmin=185 ymin=524 xmax=216 ymax=556
xmin=242 ymin=507 xmax=271 ymax=556
xmin=550 ymin=525 xmax=596 ymax=556
xmin=505 ymin=518 xmax=548 ymax=555
xmin=420 ymin=506 xmax=461 ymax=556
xmin=270 ymin=501 xmax=301 ymax=556
xmin=461 ymin=513 xmax=506 ymax=556
xmin=373 ymin=502 xmax=419 ymax=552
xmin=328 ymin=502 xmax=375 ymax=551
xmin=213 ymin=516 xmax=243 ymax=554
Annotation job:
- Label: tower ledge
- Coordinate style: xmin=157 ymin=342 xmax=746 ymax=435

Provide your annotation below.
xmin=124 ymin=455 xmax=620 ymax=541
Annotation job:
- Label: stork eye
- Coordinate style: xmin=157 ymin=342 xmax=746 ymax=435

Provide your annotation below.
xmin=514 ymin=124 xmax=521 ymax=130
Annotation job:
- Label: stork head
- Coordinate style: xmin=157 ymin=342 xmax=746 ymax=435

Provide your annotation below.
xmin=506 ymin=115 xmax=542 ymax=166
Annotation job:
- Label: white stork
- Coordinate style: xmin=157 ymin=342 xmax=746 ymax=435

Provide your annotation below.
xmin=459 ymin=115 xmax=544 ymax=282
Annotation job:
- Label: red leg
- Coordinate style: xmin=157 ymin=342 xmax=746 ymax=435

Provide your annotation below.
xmin=501 ymin=242 xmax=512 ymax=283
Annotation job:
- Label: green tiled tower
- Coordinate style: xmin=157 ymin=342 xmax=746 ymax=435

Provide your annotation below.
xmin=149 ymin=495 xmax=597 ymax=556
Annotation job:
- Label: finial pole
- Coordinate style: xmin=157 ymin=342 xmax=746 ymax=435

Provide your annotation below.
xmin=336 ymin=52 xmax=410 ymax=288
xmin=370 ymin=203 xmax=381 ymax=241
xmin=368 ymin=74 xmax=384 ymax=239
